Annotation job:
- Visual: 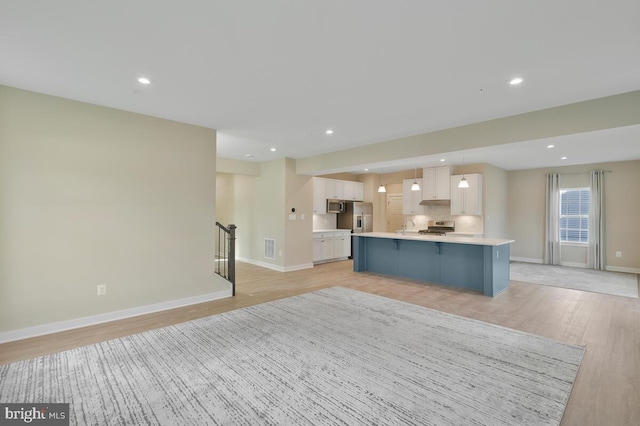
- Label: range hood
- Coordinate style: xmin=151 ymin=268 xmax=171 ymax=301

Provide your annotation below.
xmin=419 ymin=199 xmax=451 ymax=206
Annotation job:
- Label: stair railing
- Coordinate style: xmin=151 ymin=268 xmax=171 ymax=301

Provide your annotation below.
xmin=215 ymin=222 xmax=236 ymax=296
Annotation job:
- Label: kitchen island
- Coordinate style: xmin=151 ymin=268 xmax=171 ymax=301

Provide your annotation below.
xmin=352 ymin=232 xmax=514 ymax=297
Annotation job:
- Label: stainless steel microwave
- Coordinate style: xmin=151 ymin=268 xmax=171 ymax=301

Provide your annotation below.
xmin=327 ymin=199 xmax=346 ymax=213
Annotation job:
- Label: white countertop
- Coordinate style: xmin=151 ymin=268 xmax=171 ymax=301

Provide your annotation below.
xmin=394 ymin=230 xmax=483 ymax=237
xmin=313 ymin=229 xmax=352 ymax=233
xmin=447 ymin=232 xmax=484 ymax=237
xmin=354 ymin=232 xmax=514 ymax=247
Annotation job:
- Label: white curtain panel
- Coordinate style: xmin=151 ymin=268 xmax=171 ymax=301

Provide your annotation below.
xmin=588 ymin=170 xmax=605 ymax=270
xmin=544 ymin=173 xmax=561 ymax=265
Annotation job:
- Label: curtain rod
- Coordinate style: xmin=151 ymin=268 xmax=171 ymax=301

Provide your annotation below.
xmin=558 ymin=170 xmax=612 ymax=176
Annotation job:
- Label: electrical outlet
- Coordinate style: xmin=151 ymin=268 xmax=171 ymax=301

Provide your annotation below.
xmin=616 ymin=251 xmax=622 ymax=258
xmin=97 ymin=284 xmax=107 ymax=296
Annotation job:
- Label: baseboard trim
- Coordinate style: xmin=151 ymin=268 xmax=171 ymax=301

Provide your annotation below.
xmin=237 ymin=257 xmax=284 ymax=271
xmin=509 ymin=257 xmax=639 ymax=274
xmin=606 ymin=266 xmax=640 ymax=274
xmin=510 ymin=257 xmax=543 ymax=264
xmin=237 ymin=257 xmax=313 ymax=273
xmin=283 ymin=263 xmax=314 ymax=272
xmin=313 ymin=257 xmax=349 ymax=266
xmin=560 ymin=261 xmax=588 ymax=268
xmin=0 ymin=288 xmax=232 ymax=344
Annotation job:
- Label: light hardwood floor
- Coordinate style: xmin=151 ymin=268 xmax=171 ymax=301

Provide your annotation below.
xmin=1 ymin=260 xmax=639 ymax=425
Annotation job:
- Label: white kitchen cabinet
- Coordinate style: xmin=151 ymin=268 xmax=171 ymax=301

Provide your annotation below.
xmin=354 ymin=182 xmax=364 ymax=201
xmin=422 ymin=166 xmax=451 ymax=200
xmin=314 ymin=178 xmax=363 ymax=215
xmin=314 ymin=178 xmax=363 ymax=209
xmin=450 ymin=174 xmax=483 ymax=215
xmin=332 ymin=231 xmax=351 ymax=259
xmin=402 ymin=178 xmax=425 ymax=215
xmin=313 ymin=231 xmax=351 ymax=263
xmin=313 ymin=234 xmax=333 ymax=262
xmin=325 ymin=179 xmax=344 ymax=200
xmin=313 ymin=177 xmax=327 ymax=214
xmin=343 ymin=181 xmax=364 ymax=201
xmin=343 ymin=181 xmax=355 ymax=201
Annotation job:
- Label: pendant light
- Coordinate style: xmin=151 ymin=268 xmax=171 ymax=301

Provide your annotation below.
xmin=378 ymin=168 xmax=386 ymax=193
xmin=411 ymin=167 xmax=420 ymax=191
xmin=458 ymin=176 xmax=469 ymax=188
xmin=458 ymin=156 xmax=469 ymax=188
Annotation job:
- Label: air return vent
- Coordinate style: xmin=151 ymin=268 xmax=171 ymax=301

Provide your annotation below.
xmin=264 ymin=238 xmax=275 ymax=259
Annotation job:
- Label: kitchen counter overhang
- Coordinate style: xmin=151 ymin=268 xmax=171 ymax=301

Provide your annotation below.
xmin=352 ymin=233 xmax=514 ymax=296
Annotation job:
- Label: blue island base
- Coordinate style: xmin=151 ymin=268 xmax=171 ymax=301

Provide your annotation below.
xmin=353 ymin=236 xmax=510 ymax=297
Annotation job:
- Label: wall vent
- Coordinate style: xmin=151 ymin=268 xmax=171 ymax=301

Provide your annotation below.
xmin=264 ymin=238 xmax=275 ymax=259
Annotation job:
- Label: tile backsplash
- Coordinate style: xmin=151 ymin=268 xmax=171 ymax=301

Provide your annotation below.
xmin=313 ymin=213 xmax=337 ymax=230
xmin=404 ymin=205 xmax=484 ymax=234
xmin=314 ymin=206 xmax=483 ymax=234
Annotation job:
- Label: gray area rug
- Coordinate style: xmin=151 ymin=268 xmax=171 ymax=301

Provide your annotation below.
xmin=510 ymin=262 xmax=639 ymax=298
xmin=0 ymin=287 xmax=584 ymax=425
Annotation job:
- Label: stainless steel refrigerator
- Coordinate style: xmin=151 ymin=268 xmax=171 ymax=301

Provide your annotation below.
xmin=337 ymin=201 xmax=373 ymax=233
xmin=337 ymin=201 xmax=372 ymax=259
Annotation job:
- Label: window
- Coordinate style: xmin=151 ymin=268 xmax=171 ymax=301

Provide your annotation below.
xmin=559 ymin=188 xmax=590 ymax=243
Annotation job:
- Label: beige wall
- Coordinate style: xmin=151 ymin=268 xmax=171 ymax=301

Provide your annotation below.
xmin=216 ymin=158 xmax=313 ymax=271
xmin=216 ymin=173 xmax=234 ymax=227
xmin=320 ymin=172 xmax=359 ymax=181
xmin=228 ymin=173 xmax=257 ymax=261
xmin=508 ymin=160 xmax=640 ymax=271
xmin=481 ymin=164 xmax=509 ymax=239
xmin=217 ymin=157 xmax=260 ymax=176
xmin=252 ymin=159 xmax=286 ymax=268
xmin=506 ymin=169 xmax=545 ymax=260
xmin=284 ymin=158 xmax=313 ymax=269
xmin=0 ymin=86 xmax=229 ymax=333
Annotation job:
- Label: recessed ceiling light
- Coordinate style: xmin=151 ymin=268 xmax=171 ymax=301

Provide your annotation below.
xmin=547 ymin=144 xmax=555 ymax=148
xmin=439 ymin=158 xmax=446 ymax=162
xmin=245 ymin=154 xmax=253 ymax=158
xmin=509 ymin=77 xmax=523 ymax=85
xmin=364 ymin=168 xmax=369 ymax=171
xmin=138 ymin=77 xmax=151 ymax=85
xmin=270 ymin=148 xmax=277 ymax=152
xmin=561 ymin=156 xmax=567 ymax=160
xmin=325 ymin=129 xmax=334 ymax=135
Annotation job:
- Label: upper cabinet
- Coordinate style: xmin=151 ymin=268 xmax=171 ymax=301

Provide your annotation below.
xmin=403 ymin=178 xmax=425 ymax=215
xmin=422 ymin=166 xmax=451 ymax=200
xmin=325 ymin=179 xmax=344 ymax=200
xmin=343 ymin=180 xmax=364 ymax=201
xmin=313 ymin=178 xmax=327 ymax=214
xmin=313 ymin=177 xmax=364 ymax=214
xmin=450 ymin=173 xmax=483 ymax=215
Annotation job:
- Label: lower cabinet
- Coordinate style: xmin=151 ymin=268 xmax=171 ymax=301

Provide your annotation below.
xmin=313 ymin=231 xmax=351 ymax=263
xmin=313 ymin=238 xmax=333 ymax=262
xmin=333 ymin=233 xmax=351 ymax=258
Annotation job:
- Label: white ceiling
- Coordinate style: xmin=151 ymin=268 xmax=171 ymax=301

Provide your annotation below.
xmin=344 ymin=124 xmax=640 ymax=175
xmin=2 ymin=1 xmax=639 ymax=173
